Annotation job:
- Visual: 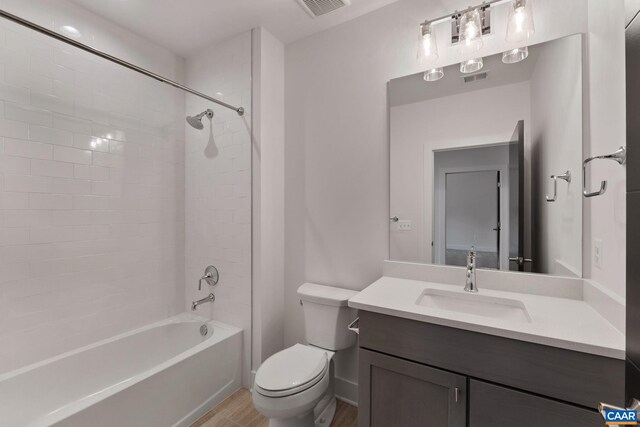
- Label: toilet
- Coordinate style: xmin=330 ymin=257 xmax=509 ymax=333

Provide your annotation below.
xmin=252 ymin=283 xmax=358 ymax=427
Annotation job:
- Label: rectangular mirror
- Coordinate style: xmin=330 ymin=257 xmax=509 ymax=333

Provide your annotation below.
xmin=389 ymin=34 xmax=583 ymax=277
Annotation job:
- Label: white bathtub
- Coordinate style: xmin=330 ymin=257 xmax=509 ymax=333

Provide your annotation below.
xmin=0 ymin=313 xmax=242 ymax=427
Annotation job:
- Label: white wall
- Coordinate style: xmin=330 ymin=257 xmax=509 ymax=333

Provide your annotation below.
xmin=184 ymin=32 xmax=253 ymax=387
xmin=0 ymin=0 xmax=185 ymax=373
xmin=285 ymin=0 xmax=623 ymax=389
xmin=390 ymin=82 xmax=530 ymax=264
xmin=530 ymin=35 xmax=583 ymax=276
xmin=251 ymin=27 xmax=286 ymax=375
xmin=583 ymin=1 xmax=626 ymax=298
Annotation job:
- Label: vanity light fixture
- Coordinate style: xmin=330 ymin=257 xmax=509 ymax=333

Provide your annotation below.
xmin=502 ymin=46 xmax=529 ymax=63
xmin=423 ymin=68 xmax=444 ymax=82
xmin=458 ymin=8 xmax=484 ymax=54
xmin=416 ymin=0 xmax=536 ymax=73
xmin=417 ymin=22 xmax=439 ymax=65
xmin=460 ymin=57 xmax=484 ymax=74
xmin=506 ymin=0 xmax=535 ymax=43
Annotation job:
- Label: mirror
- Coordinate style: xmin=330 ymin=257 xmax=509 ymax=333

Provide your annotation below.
xmin=389 ymin=34 xmax=583 ymax=277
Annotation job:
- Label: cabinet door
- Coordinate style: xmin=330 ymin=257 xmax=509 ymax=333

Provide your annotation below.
xmin=358 ymin=349 xmax=466 ymax=427
xmin=469 ymin=380 xmax=603 ymax=427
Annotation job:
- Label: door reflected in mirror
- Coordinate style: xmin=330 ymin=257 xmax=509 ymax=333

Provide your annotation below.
xmin=389 ymin=34 xmax=583 ymax=277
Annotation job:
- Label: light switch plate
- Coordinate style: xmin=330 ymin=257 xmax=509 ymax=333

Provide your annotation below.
xmin=594 ymin=238 xmax=603 ymax=269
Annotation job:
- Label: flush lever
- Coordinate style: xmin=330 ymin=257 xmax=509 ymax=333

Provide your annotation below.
xmin=198 ymin=265 xmax=219 ymax=290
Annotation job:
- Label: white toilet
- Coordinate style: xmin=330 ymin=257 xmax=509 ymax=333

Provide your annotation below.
xmin=252 ymin=283 xmax=358 ymax=427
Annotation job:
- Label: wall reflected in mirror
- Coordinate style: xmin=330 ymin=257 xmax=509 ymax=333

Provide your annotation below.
xmin=389 ymin=34 xmax=583 ymax=277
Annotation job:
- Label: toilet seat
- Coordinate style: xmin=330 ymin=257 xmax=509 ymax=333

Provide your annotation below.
xmin=255 ymin=344 xmax=329 ymax=398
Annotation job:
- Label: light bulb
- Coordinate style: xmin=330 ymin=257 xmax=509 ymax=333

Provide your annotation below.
xmin=506 ymin=0 xmax=535 ymax=43
xmin=417 ymin=23 xmax=439 ymax=65
xmin=458 ymin=9 xmax=484 ymax=54
xmin=502 ymin=46 xmax=529 ymax=64
xmin=460 ymin=58 xmax=484 ymax=74
xmin=423 ymin=68 xmax=444 ymax=82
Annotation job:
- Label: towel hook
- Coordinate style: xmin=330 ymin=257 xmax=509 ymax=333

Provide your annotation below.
xmin=546 ymin=171 xmax=571 ymax=202
xmin=582 ymin=146 xmax=626 ymax=198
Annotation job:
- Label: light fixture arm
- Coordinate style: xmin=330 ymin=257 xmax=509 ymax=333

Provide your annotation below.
xmin=420 ymin=0 xmax=510 ymax=29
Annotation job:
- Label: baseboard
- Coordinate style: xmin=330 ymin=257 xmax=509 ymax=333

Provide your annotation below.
xmin=335 ymin=376 xmax=358 ymax=407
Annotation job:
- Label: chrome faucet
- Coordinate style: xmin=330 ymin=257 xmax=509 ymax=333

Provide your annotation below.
xmin=192 ymin=293 xmax=215 ymax=311
xmin=464 ymin=248 xmax=478 ymax=293
xmin=191 ymin=265 xmax=219 ymax=311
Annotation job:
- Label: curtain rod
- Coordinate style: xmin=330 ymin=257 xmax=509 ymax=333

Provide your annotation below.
xmin=0 ymin=9 xmax=245 ymax=116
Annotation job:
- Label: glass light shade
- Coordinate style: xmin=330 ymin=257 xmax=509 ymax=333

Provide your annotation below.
xmin=506 ymin=0 xmax=535 ymax=43
xmin=423 ymin=68 xmax=444 ymax=82
xmin=416 ymin=23 xmax=439 ymax=65
xmin=502 ymin=46 xmax=529 ymax=64
xmin=458 ymin=9 xmax=484 ymax=54
xmin=460 ymin=57 xmax=484 ymax=74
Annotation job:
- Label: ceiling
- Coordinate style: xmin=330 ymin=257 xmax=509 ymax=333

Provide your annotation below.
xmin=69 ymin=0 xmax=400 ymax=57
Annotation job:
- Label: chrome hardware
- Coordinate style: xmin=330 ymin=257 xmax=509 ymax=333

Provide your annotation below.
xmin=464 ymin=248 xmax=478 ymax=293
xmin=599 ymin=399 xmax=640 ymax=421
xmin=192 ymin=293 xmax=215 ymax=311
xmin=454 ymin=387 xmax=461 ymax=403
xmin=583 ymin=146 xmax=626 ymax=198
xmin=348 ymin=317 xmax=360 ymax=335
xmin=545 ymin=170 xmax=571 ymax=202
xmin=198 ymin=265 xmax=219 ymax=290
xmin=200 ymin=324 xmax=208 ymax=336
xmin=509 ymin=256 xmax=533 ymax=266
xmin=390 ymin=216 xmax=399 ymax=222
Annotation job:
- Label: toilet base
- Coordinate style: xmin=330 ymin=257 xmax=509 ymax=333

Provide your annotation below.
xmin=314 ymin=396 xmax=336 ymax=427
xmin=267 ymin=396 xmax=336 ymax=427
xmin=268 ymin=411 xmax=315 ymax=427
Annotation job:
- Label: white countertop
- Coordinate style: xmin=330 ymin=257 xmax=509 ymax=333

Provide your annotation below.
xmin=348 ymin=276 xmax=625 ymax=360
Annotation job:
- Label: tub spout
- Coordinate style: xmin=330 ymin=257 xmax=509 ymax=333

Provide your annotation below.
xmin=191 ymin=293 xmax=215 ymax=311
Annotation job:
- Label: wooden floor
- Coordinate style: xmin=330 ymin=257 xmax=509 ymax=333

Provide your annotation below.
xmin=191 ymin=388 xmax=357 ymax=427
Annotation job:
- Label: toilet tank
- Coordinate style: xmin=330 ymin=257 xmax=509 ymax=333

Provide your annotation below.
xmin=298 ymin=283 xmax=359 ymax=351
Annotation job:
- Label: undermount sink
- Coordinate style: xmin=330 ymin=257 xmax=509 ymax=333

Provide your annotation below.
xmin=415 ymin=288 xmax=532 ymax=323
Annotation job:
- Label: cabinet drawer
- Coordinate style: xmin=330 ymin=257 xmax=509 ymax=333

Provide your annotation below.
xmin=359 ymin=349 xmax=466 ymax=427
xmin=470 ymin=380 xmax=604 ymax=427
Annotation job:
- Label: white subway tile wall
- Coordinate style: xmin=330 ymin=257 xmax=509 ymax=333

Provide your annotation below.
xmin=185 ymin=31 xmax=252 ymax=386
xmin=0 ymin=5 xmax=186 ymax=373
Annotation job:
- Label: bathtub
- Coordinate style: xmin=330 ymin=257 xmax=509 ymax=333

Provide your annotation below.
xmin=0 ymin=313 xmax=242 ymax=427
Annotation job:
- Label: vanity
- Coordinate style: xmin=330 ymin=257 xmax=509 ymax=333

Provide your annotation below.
xmin=349 ymin=263 xmax=625 ymax=427
xmin=355 ymin=32 xmax=627 ymax=426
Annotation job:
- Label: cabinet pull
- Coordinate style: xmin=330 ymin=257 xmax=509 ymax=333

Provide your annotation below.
xmin=454 ymin=387 xmax=460 ymax=403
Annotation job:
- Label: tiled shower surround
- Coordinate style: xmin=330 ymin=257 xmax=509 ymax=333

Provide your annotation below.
xmin=184 ymin=31 xmax=252 ymax=386
xmin=0 ymin=7 xmax=187 ymax=373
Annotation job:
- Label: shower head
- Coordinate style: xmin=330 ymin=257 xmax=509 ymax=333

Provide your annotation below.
xmin=186 ymin=109 xmax=214 ymax=130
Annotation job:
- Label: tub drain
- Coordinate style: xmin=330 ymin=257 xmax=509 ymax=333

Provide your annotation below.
xmin=200 ymin=324 xmax=208 ymax=336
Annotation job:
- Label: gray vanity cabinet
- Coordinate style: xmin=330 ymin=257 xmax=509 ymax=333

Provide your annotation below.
xmin=469 ymin=380 xmax=603 ymax=427
xmin=357 ymin=310 xmax=624 ymax=427
xmin=359 ymin=349 xmax=466 ymax=427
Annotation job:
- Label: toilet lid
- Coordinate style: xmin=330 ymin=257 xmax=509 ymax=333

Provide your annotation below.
xmin=255 ymin=344 xmax=328 ymax=394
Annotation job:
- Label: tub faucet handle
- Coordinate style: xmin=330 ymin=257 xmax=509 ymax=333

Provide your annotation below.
xmin=198 ymin=265 xmax=219 ymax=290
